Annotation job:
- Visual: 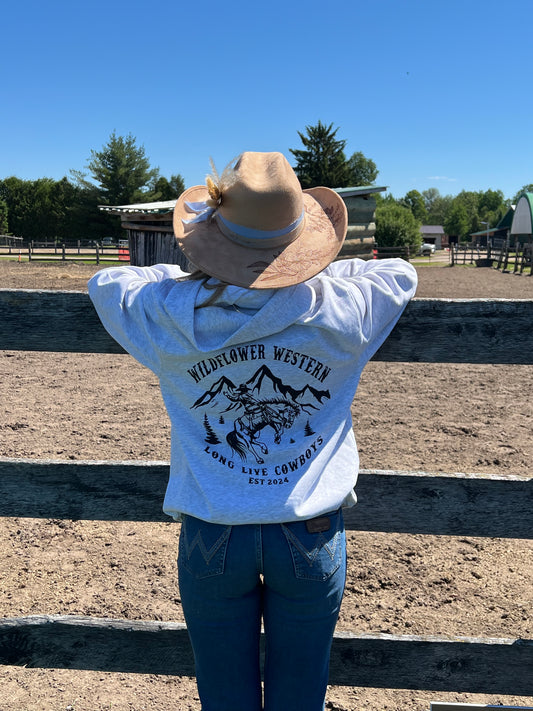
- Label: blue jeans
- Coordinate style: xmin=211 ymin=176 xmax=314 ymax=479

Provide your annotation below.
xmin=177 ymin=509 xmax=346 ymax=711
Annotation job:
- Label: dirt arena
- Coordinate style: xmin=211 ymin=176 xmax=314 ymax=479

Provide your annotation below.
xmin=1 ymin=260 xmax=532 ymax=710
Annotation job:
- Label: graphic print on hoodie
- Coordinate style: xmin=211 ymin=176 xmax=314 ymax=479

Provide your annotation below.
xmin=192 ymin=356 xmax=330 ymax=480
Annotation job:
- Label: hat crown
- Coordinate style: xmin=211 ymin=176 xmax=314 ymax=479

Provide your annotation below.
xmin=173 ymin=150 xmax=347 ymax=288
xmin=219 ymin=152 xmax=303 ymax=232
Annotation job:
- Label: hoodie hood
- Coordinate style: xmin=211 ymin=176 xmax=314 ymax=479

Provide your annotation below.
xmin=164 ymin=277 xmax=316 ymax=352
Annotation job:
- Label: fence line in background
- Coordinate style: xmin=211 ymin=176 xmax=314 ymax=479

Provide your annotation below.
xmin=0 ymin=241 xmax=130 ymax=264
xmin=450 ymin=241 xmax=532 ymax=274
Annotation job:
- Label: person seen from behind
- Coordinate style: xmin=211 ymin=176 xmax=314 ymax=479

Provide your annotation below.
xmin=88 ymin=151 xmax=418 ymax=710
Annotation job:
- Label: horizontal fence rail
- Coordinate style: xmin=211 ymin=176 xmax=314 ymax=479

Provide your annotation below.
xmin=1 ymin=615 xmax=532 ymax=694
xmin=1 ymin=289 xmax=533 ymax=696
xmin=0 ymin=459 xmax=531 ymax=538
xmin=1 ymin=290 xmax=533 ymax=363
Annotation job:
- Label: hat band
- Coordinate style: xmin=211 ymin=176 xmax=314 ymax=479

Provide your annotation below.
xmin=216 ymin=210 xmax=305 ymax=249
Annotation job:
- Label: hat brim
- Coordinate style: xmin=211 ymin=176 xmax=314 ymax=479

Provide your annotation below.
xmin=173 ymin=185 xmax=347 ymax=289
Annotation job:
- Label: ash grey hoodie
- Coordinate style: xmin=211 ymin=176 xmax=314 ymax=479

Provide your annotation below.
xmin=88 ymin=258 xmax=417 ymax=524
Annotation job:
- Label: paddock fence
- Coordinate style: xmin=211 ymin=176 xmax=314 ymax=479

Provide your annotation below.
xmin=0 ymin=241 xmax=130 ymax=263
xmin=450 ymin=241 xmax=532 ymax=274
xmin=0 ymin=289 xmax=532 ymax=696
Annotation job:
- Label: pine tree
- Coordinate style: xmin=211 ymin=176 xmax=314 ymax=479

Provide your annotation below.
xmin=203 ymin=413 xmax=221 ymax=444
xmin=304 ymin=420 xmax=315 ymax=437
xmin=290 ymin=121 xmax=350 ymax=189
xmin=71 ymin=131 xmax=159 ymax=206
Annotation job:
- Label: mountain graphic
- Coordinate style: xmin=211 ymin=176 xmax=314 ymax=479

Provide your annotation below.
xmin=192 ymin=375 xmax=237 ymax=409
xmin=192 ymin=365 xmax=330 ymax=414
xmin=246 ymin=365 xmax=330 ymax=406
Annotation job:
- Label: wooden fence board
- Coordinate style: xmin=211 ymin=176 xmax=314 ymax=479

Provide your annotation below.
xmin=1 ymin=459 xmax=531 ymax=538
xmin=1 ymin=615 xmax=533 ymax=694
xmin=1 ymin=290 xmax=532 ymax=363
xmin=0 ymin=289 xmax=124 ymax=354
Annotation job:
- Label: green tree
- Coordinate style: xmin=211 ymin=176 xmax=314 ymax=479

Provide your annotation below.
xmin=290 ymin=121 xmax=350 ymax=188
xmin=153 ymin=174 xmax=185 ymax=201
xmin=0 ymin=198 xmax=9 ymax=234
xmin=290 ymin=121 xmax=379 ymax=189
xmin=477 ymin=189 xmax=507 ymax=231
xmin=422 ymin=188 xmax=454 ymax=225
xmin=422 ymin=188 xmax=440 ymax=213
xmin=72 ymin=131 xmax=159 ymax=206
xmin=375 ymin=203 xmax=421 ymax=249
xmin=346 ymin=151 xmax=378 ymax=186
xmin=454 ymin=191 xmax=480 ymax=236
xmin=375 ymin=192 xmax=398 ymax=207
xmin=0 ymin=177 xmax=31 ymax=237
xmin=444 ymin=200 xmax=470 ymax=241
xmin=400 ymin=190 xmax=428 ymax=223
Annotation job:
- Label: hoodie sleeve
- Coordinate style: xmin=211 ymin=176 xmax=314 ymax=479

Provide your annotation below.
xmin=311 ymin=257 xmax=418 ymax=362
xmin=87 ymin=264 xmax=188 ymax=374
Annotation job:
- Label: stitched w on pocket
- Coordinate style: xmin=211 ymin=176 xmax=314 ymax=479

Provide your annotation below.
xmin=179 ymin=515 xmax=232 ymax=579
xmin=281 ymin=511 xmax=344 ymax=581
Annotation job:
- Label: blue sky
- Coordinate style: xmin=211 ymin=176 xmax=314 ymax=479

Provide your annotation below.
xmin=2 ymin=0 xmax=532 ymax=201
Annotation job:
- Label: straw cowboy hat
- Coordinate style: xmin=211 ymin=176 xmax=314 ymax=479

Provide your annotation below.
xmin=173 ymin=151 xmax=347 ymax=288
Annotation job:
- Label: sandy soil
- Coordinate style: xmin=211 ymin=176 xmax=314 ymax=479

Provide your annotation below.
xmin=1 ymin=260 xmax=532 ymax=710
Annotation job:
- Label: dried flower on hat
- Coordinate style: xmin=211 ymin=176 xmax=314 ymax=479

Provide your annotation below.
xmin=205 ymin=155 xmax=241 ymax=209
xmin=204 ymin=158 xmax=223 ymax=209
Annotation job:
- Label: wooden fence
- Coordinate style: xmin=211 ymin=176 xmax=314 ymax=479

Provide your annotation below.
xmin=450 ymin=241 xmax=532 ymax=274
xmin=1 ymin=289 xmax=533 ymax=696
xmin=0 ymin=241 xmax=130 ymax=263
xmin=372 ymin=245 xmax=411 ymax=260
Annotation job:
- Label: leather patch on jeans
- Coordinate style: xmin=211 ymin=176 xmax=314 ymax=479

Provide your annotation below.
xmin=305 ymin=516 xmax=331 ymax=534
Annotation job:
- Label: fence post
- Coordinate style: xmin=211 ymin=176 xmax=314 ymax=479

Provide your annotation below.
xmin=62 ymin=244 xmax=66 ymax=261
xmin=28 ymin=241 xmax=32 ymax=262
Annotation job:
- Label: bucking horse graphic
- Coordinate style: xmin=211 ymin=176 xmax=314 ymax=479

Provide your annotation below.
xmin=225 ymin=384 xmax=301 ymax=464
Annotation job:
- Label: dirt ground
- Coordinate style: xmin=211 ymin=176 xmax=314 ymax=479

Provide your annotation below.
xmin=1 ymin=260 xmax=532 ymax=710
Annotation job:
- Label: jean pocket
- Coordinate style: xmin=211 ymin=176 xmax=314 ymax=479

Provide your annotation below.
xmin=281 ymin=509 xmax=344 ymax=581
xmin=178 ymin=515 xmax=232 ymax=579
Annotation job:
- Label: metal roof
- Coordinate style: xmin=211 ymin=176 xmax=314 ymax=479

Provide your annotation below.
xmin=420 ymin=225 xmax=445 ymax=234
xmin=98 ymin=200 xmax=177 ymax=215
xmin=334 ymin=186 xmax=388 ymax=197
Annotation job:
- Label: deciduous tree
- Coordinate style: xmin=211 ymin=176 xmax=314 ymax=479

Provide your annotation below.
xmin=401 ymin=190 xmax=427 ymax=223
xmin=375 ymin=203 xmax=421 ymax=249
xmin=444 ymin=200 xmax=470 ymax=240
xmin=346 ymin=151 xmax=378 ymax=187
xmin=0 ymin=199 xmax=8 ymax=235
xmin=153 ymin=174 xmax=185 ymax=201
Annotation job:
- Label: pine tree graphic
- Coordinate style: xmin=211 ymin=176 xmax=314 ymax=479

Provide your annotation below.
xmin=203 ymin=413 xmax=221 ymax=444
xmin=304 ymin=420 xmax=315 ymax=437
xmin=219 ymin=415 xmax=225 ymax=424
